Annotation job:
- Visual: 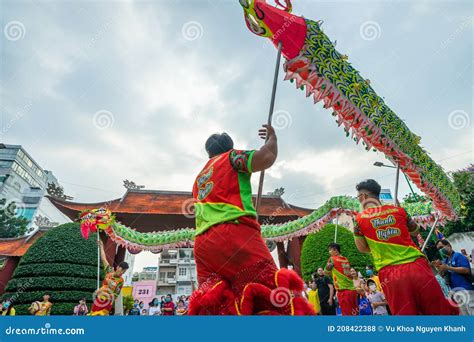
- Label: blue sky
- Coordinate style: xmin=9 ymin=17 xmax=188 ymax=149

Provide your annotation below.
xmin=1 ymin=0 xmax=472 ymax=269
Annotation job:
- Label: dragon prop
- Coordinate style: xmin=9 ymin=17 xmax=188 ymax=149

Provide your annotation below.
xmin=79 ymin=197 xmax=444 ymax=253
xmin=239 ymin=0 xmax=460 ymax=220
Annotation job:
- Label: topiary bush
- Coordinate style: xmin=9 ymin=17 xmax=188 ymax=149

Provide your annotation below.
xmin=300 ymin=224 xmax=373 ymax=281
xmin=1 ymin=222 xmax=102 ymax=315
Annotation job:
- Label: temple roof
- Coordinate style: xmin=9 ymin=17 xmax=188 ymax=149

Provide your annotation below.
xmin=0 ymin=229 xmax=46 ymax=257
xmin=48 ymin=189 xmax=313 ymax=232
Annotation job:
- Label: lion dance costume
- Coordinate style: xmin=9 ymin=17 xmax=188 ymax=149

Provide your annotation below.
xmin=188 ymin=149 xmax=315 ymax=315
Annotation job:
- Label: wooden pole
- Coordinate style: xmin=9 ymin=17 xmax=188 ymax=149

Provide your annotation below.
xmin=394 ymin=164 xmax=400 ymax=205
xmin=96 ymin=232 xmax=100 ymax=289
xmin=255 ymin=41 xmax=283 ymax=214
xmin=422 ymin=215 xmax=440 ymax=252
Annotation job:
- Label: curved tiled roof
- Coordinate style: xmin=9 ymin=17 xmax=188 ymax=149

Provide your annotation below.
xmin=48 ymin=190 xmax=313 ymax=217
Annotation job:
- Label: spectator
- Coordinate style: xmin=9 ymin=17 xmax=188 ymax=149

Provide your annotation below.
xmin=162 ymin=294 xmax=175 ymax=316
xmin=365 ymin=265 xmax=383 ymax=292
xmin=73 ymin=298 xmax=88 ymax=316
xmin=350 ymin=268 xmax=364 ymax=293
xmin=306 ymin=280 xmax=320 ymax=314
xmin=314 ymin=267 xmax=336 ymax=315
xmin=366 ymin=279 xmax=388 ymax=315
xmin=436 ymin=240 xmax=473 ymax=290
xmin=148 ymin=298 xmax=161 ymax=316
xmin=159 ymin=296 xmax=165 ymax=310
xmin=0 ymin=298 xmax=15 ymax=316
xmin=129 ymin=300 xmax=141 ymax=315
xmin=33 ymin=294 xmax=52 ymax=316
xmin=357 ymin=279 xmax=373 ymax=316
xmin=176 ymin=300 xmax=188 ymax=316
xmin=431 ymin=261 xmax=451 ymax=297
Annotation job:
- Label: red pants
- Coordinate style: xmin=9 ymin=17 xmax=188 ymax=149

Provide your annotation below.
xmin=190 ymin=221 xmax=315 ymax=315
xmin=336 ymin=289 xmax=358 ymax=316
xmin=379 ymin=257 xmax=459 ymax=315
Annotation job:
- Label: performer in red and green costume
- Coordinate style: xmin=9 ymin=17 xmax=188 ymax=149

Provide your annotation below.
xmin=353 ymin=179 xmax=458 ymax=315
xmin=188 ymin=124 xmax=315 ymax=315
xmin=90 ymin=240 xmax=129 ymax=316
xmin=325 ymin=243 xmax=358 ymax=315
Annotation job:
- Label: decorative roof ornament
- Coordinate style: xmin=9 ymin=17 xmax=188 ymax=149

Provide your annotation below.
xmin=34 ymin=215 xmax=59 ymax=228
xmin=123 ymin=179 xmax=145 ymax=191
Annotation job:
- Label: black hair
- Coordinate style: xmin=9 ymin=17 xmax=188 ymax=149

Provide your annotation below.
xmin=118 ymin=261 xmax=129 ymax=270
xmin=367 ymin=279 xmax=376 ymax=286
xmin=205 ymin=133 xmax=234 ymax=158
xmin=356 ymin=179 xmax=381 ymax=197
xmin=436 ymin=239 xmax=451 ymax=247
xmin=366 ymin=265 xmax=374 ymax=270
xmin=328 ymin=243 xmax=341 ymax=253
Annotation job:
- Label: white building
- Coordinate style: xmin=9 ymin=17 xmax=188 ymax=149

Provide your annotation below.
xmin=0 ymin=144 xmax=61 ymax=231
xmin=155 ymin=248 xmax=196 ymax=296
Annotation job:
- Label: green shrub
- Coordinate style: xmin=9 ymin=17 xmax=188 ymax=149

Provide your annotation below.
xmin=1 ymin=223 xmax=103 ymax=315
xmin=12 ymin=263 xmax=97 ymax=279
xmin=300 ymin=224 xmax=373 ymax=281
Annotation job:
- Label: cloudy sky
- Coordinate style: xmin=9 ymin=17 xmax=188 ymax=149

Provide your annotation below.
xmin=1 ymin=0 xmax=472 ymax=271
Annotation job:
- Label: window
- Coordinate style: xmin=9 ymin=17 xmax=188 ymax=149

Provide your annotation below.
xmin=159 ymin=271 xmax=166 ymax=281
xmin=166 ymin=271 xmax=175 ymax=279
xmin=179 ymin=268 xmax=187 ymax=276
xmin=11 ymin=162 xmax=40 ymax=188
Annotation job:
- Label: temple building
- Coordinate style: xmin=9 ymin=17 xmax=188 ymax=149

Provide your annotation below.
xmin=0 ymin=188 xmax=313 ymax=295
xmin=48 ymin=189 xmax=313 ymax=276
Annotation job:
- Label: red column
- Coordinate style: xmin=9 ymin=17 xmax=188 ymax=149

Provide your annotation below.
xmin=0 ymin=257 xmax=19 ymax=294
xmin=277 ymin=242 xmax=288 ymax=269
xmin=114 ymin=245 xmax=126 ymax=267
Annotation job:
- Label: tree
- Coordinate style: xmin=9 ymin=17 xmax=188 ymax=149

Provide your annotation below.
xmin=46 ymin=183 xmax=73 ymax=201
xmin=402 ymin=193 xmax=429 ymax=204
xmin=300 ymin=224 xmax=373 ymax=281
xmin=442 ymin=164 xmax=474 ymax=236
xmin=0 ymin=198 xmax=29 ymax=238
xmin=1 ymin=222 xmax=102 ymax=315
xmin=123 ymin=295 xmax=134 ymax=314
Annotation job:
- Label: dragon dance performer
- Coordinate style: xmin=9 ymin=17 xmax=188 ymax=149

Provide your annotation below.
xmin=325 ymin=243 xmax=358 ymax=316
xmin=188 ymin=124 xmax=315 ymax=315
xmin=353 ymin=179 xmax=459 ymax=315
xmin=90 ymin=240 xmax=129 ymax=316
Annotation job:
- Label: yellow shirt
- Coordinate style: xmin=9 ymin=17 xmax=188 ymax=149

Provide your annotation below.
xmin=1 ymin=307 xmax=15 ymax=316
xmin=307 ymin=289 xmax=320 ymax=314
xmin=35 ymin=301 xmax=52 ymax=316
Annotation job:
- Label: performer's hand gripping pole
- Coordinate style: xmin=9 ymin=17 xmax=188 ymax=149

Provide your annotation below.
xmin=255 ymin=41 xmax=283 ymax=214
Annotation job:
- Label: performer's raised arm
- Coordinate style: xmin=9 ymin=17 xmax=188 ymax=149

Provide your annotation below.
xmin=97 ymin=239 xmax=110 ymax=270
xmin=252 ymin=124 xmax=278 ymax=172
